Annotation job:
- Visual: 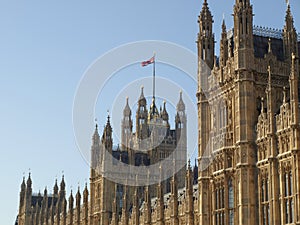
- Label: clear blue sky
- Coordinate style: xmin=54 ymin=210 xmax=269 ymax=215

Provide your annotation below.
xmin=0 ymin=0 xmax=299 ymax=224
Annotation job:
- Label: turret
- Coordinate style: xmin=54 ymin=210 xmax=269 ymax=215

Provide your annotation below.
xmin=233 ymin=0 xmax=254 ymax=69
xmin=121 ymin=97 xmax=133 ymax=150
xmin=53 ymin=179 xmax=58 ymax=196
xmin=19 ymin=177 xmax=26 ymax=213
xmin=91 ymin=123 xmax=100 ymax=177
xmin=76 ymin=187 xmax=81 ymax=225
xmin=59 ymin=176 xmax=66 ymax=199
xmin=160 ymin=101 xmax=169 ymax=126
xmin=101 ymin=115 xmax=113 ymax=154
xmin=197 ymin=0 xmax=215 ymax=70
xmin=283 ymin=3 xmax=298 ymax=62
xmin=136 ymin=86 xmax=148 ymax=139
xmin=26 ymin=173 xmax=32 ymax=197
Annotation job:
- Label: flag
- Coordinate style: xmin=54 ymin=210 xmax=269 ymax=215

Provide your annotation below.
xmin=141 ymin=56 xmax=155 ymax=67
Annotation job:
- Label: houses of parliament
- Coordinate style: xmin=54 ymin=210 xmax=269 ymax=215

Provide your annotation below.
xmin=16 ymin=0 xmax=300 ymax=224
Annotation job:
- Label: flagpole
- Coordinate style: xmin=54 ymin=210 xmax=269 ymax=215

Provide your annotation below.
xmin=153 ymin=53 xmax=156 ymax=101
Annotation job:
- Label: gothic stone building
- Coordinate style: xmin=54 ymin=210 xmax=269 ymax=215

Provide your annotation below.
xmin=17 ymin=0 xmax=300 ymax=224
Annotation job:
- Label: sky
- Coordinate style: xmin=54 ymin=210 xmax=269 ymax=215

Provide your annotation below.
xmin=0 ymin=0 xmax=299 ymax=224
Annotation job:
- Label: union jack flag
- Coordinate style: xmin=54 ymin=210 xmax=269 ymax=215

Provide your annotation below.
xmin=141 ymin=56 xmax=155 ymax=67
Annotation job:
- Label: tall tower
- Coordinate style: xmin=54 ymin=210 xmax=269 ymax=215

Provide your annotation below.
xmin=197 ymin=2 xmax=213 ymax=224
xmin=233 ymin=1 xmax=257 ymax=224
xmin=121 ymin=97 xmax=133 ymax=150
xmin=175 ymin=91 xmax=187 ymax=187
xmin=233 ymin=0 xmax=254 ymax=69
xmin=197 ymin=0 xmax=215 ymax=70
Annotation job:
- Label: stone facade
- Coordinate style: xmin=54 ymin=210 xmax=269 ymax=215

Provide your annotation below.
xmin=17 ymin=0 xmax=300 ymax=225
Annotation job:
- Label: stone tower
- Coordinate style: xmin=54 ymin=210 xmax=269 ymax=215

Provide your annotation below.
xmin=197 ymin=0 xmax=300 ymax=225
xmin=90 ymin=116 xmax=115 ymax=225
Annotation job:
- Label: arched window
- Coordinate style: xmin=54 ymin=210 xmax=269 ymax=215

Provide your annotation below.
xmin=228 ymin=179 xmax=234 ymax=225
xmin=214 ymin=185 xmax=225 ymax=225
xmin=284 ymin=170 xmax=294 ymax=223
xmin=261 ymin=177 xmax=269 ymax=225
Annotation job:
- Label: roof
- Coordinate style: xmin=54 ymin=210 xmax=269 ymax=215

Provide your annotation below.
xmin=226 ymin=26 xmax=300 ymax=62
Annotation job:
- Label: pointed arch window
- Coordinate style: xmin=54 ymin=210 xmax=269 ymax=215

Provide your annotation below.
xmin=228 ymin=179 xmax=234 ymax=225
xmin=260 ymin=175 xmax=270 ymax=225
xmin=283 ymin=169 xmax=294 ymax=224
xmin=214 ymin=184 xmax=225 ymax=225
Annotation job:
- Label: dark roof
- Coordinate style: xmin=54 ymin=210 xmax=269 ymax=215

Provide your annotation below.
xmin=227 ymin=26 xmax=300 ymax=62
xmin=253 ymin=36 xmax=284 ymax=61
xmin=31 ymin=194 xmax=58 ymax=208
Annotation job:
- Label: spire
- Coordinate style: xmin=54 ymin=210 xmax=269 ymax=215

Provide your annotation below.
xmin=197 ymin=0 xmax=215 ymax=69
xmin=139 ymin=86 xmax=146 ymax=102
xmin=60 ymin=175 xmax=65 ymax=191
xmin=200 ymin=0 xmax=212 ymax=20
xmin=193 ymin=159 xmax=198 ymax=183
xmin=92 ymin=123 xmax=100 ymax=144
xmin=21 ymin=177 xmax=26 ymax=191
xmin=123 ymin=97 xmax=131 ymax=117
xmin=83 ymin=183 xmax=88 ymax=204
xmin=161 ymin=100 xmax=169 ymax=122
xmin=283 ymin=2 xmax=298 ymax=60
xmin=105 ymin=114 xmax=112 ymax=132
xmin=26 ymin=173 xmax=32 ymax=188
xmin=53 ymin=179 xmax=58 ymax=195
xmin=43 ymin=187 xmax=47 ymax=197
xmin=102 ymin=114 xmax=113 ymax=151
xmin=76 ymin=186 xmax=81 ymax=207
xmin=176 ymin=91 xmax=185 ymax=112
xmin=285 ymin=2 xmax=293 ymax=29
xmin=222 ymin=18 xmax=226 ymax=33
xmin=69 ymin=190 xmax=74 ymax=210
xmin=149 ymin=97 xmax=159 ymax=120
